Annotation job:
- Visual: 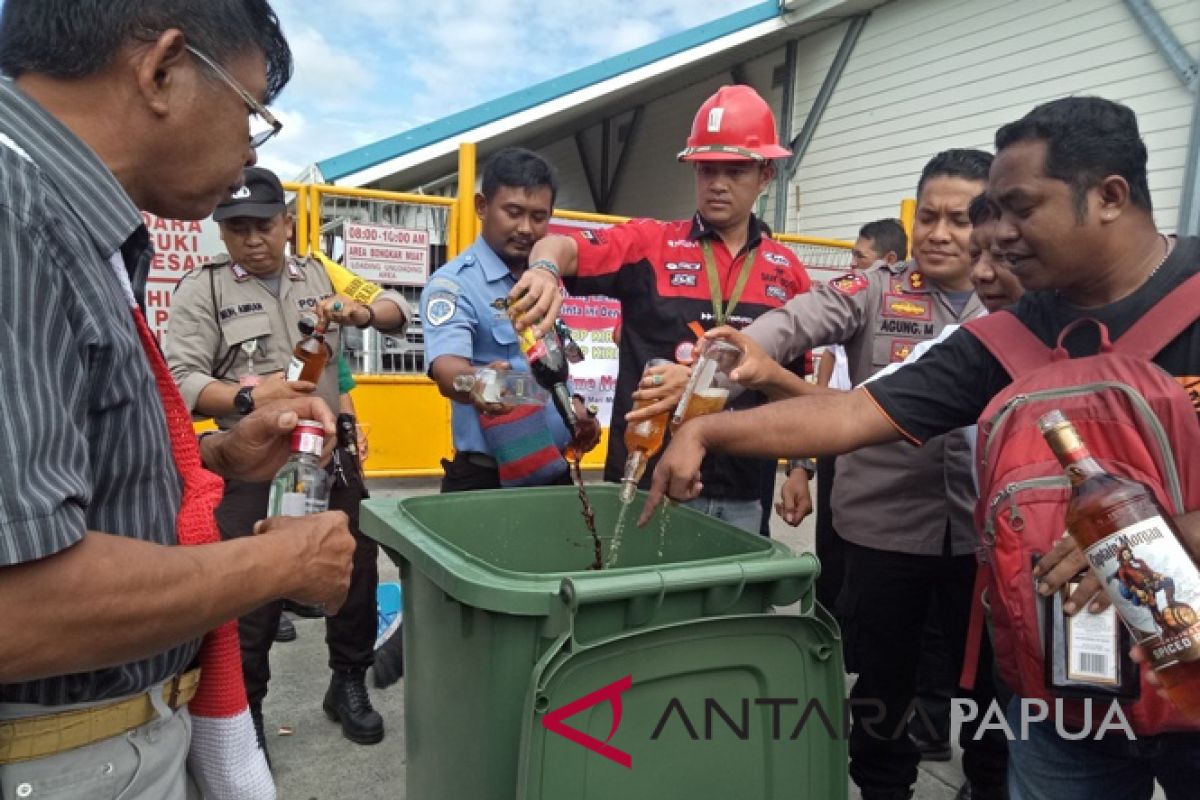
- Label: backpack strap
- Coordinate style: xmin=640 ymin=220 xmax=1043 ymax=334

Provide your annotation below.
xmin=963 ymin=311 xmax=1055 ymax=379
xmin=958 ymin=564 xmax=989 ymax=691
xmin=1115 ymin=271 xmax=1200 ymax=360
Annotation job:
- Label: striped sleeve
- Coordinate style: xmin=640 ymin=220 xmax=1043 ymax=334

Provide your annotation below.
xmin=0 ymin=205 xmax=89 ymax=565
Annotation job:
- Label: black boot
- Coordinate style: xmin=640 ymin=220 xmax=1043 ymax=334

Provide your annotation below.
xmin=283 ymin=599 xmax=325 ymax=619
xmin=274 ymin=613 xmax=297 ymax=643
xmin=372 ymin=626 xmax=404 ymax=689
xmin=250 ymin=702 xmax=272 ymax=771
xmin=323 ymin=669 xmax=384 ymax=745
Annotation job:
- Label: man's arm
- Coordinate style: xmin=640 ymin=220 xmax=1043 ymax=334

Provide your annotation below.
xmin=816 ymin=348 xmax=836 ymax=388
xmin=166 ymin=272 xmax=312 ymax=418
xmin=640 ymin=388 xmax=901 ymax=522
xmin=0 ymin=512 xmax=354 ymax=683
xmin=318 ymin=289 xmax=411 ymax=333
xmin=507 ymin=235 xmax=579 ymax=336
xmin=1034 ymin=510 xmax=1200 ymax=617
xmin=740 ymin=277 xmax=873 ymax=378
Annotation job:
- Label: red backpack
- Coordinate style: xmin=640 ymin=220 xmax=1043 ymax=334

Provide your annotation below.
xmin=964 ymin=272 xmax=1200 ymax=735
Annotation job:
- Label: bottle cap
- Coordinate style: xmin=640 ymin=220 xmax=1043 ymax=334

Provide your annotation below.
xmin=290 ymin=419 xmax=326 ymax=456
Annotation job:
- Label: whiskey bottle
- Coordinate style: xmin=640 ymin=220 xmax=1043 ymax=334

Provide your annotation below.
xmin=1040 ymin=409 xmax=1200 ymax=717
xmin=286 ymin=315 xmax=330 ymax=383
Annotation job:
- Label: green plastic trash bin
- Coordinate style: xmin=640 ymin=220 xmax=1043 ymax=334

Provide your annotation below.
xmin=361 ymin=485 xmax=847 ymax=800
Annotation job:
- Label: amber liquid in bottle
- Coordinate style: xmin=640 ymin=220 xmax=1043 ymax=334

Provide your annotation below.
xmin=286 ymin=318 xmax=329 ymax=383
xmin=1041 ymin=410 xmax=1200 ymax=718
xmin=620 ymin=396 xmax=670 ymax=504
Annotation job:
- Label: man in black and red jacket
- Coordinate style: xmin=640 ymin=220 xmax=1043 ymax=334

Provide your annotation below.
xmin=510 ymin=85 xmax=813 ymax=532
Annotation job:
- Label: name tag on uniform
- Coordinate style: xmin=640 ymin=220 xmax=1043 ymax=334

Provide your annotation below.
xmin=218 ymin=302 xmax=264 ymax=321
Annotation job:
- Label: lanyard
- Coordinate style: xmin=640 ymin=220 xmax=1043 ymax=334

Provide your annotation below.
xmin=700 ymin=239 xmax=757 ymax=326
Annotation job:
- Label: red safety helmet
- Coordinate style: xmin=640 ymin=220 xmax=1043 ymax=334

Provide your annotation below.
xmin=678 ymin=85 xmax=792 ymax=162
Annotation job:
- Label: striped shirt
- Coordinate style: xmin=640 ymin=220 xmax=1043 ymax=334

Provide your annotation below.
xmin=0 ymin=79 xmax=198 ymax=705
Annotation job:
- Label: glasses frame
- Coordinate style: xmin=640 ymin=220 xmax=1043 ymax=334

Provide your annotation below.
xmin=184 ymin=44 xmax=282 ymax=148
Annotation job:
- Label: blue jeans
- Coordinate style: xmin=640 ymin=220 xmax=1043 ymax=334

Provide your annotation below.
xmin=1005 ymin=695 xmax=1200 ymax=799
xmin=683 ymin=497 xmax=762 ymax=534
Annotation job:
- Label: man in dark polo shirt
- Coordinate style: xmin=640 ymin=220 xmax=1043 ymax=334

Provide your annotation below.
xmin=0 ymin=2 xmax=354 ymax=796
xmin=647 ymin=97 xmax=1200 ymax=799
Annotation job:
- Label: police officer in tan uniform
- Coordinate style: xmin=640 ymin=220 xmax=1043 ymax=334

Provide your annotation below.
xmin=166 ymin=167 xmax=411 ymax=756
xmin=712 ymin=150 xmax=1007 ymax=800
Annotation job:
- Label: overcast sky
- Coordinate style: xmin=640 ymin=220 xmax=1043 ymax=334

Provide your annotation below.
xmin=261 ymin=0 xmax=757 ymax=178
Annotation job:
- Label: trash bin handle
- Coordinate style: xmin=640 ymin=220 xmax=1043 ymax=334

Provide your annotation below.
xmin=558 ymin=557 xmax=814 ymax=611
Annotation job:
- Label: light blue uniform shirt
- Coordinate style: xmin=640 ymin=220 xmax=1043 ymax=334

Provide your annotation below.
xmin=420 ymin=237 xmax=571 ymax=455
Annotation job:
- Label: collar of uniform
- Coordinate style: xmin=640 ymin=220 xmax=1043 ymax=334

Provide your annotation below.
xmin=229 ymin=257 xmax=304 ymax=282
xmin=687 ymin=212 xmax=766 ymax=252
xmin=470 ymin=236 xmax=518 ymax=283
xmin=0 ymin=80 xmax=142 ymax=263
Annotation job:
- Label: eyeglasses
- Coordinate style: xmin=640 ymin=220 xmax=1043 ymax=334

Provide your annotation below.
xmin=185 ymin=44 xmax=282 ymax=148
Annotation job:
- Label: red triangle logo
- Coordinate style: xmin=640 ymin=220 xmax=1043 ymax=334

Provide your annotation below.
xmin=541 ymin=674 xmax=633 ymax=769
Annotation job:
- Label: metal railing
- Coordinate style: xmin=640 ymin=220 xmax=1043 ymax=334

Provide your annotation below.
xmin=291 ymin=184 xmax=456 ymax=375
xmin=773 ymin=233 xmax=854 ymax=286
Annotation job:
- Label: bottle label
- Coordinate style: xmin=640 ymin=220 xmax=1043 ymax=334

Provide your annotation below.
xmin=525 ymin=339 xmax=548 ymax=363
xmin=285 ymin=357 xmax=305 ymax=382
xmin=1086 ymin=516 xmax=1200 ymax=668
xmin=279 ymin=492 xmax=307 ymax=517
xmin=1065 ymin=580 xmax=1120 ymax=684
xmin=295 ymin=431 xmax=324 ymax=456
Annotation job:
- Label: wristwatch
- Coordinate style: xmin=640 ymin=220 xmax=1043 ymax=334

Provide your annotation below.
xmin=234 ymin=385 xmax=256 ymax=415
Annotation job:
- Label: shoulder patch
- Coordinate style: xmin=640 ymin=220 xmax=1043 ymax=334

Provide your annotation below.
xmin=829 ymin=272 xmax=869 ymax=296
xmin=426 ymin=274 xmax=462 ymax=294
xmin=425 ymin=292 xmax=457 ymax=326
xmin=762 ymin=250 xmax=791 ymax=267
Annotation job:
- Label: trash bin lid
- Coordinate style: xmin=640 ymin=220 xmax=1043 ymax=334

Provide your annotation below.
xmin=517 ymin=611 xmax=848 ymax=800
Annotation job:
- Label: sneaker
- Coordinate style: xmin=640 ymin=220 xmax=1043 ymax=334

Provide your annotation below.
xmin=372 ymin=625 xmax=404 ymax=689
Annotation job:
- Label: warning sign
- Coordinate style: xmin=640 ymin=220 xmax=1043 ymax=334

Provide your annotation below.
xmin=344 ymin=222 xmax=429 ymax=286
xmin=142 ymin=212 xmax=225 ymax=344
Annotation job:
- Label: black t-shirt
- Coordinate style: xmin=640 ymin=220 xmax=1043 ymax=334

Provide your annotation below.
xmin=867 ymin=236 xmax=1200 ymax=444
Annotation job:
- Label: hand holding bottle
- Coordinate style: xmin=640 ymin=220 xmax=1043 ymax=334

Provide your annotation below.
xmin=254 ymin=510 xmax=355 ymax=616
xmin=625 ymin=361 xmax=691 ymax=424
xmin=318 ymin=294 xmax=371 ymax=328
xmin=251 ymin=372 xmax=316 ymax=405
xmin=201 ymin=397 xmax=336 ymax=483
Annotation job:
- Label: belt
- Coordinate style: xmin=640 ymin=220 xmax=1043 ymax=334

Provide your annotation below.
xmin=0 ymin=668 xmax=201 ymax=765
xmin=460 ymin=451 xmax=498 ymax=470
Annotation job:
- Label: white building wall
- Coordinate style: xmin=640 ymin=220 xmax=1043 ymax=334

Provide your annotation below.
xmin=784 ymin=0 xmax=1200 ymax=240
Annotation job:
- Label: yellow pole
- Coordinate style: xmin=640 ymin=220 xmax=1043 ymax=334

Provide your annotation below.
xmin=295 ymin=184 xmax=309 ymax=256
xmin=456 ymin=142 xmax=477 ymax=257
xmin=309 ymin=184 xmax=323 ymax=256
xmin=899 ymin=197 xmax=917 ymax=258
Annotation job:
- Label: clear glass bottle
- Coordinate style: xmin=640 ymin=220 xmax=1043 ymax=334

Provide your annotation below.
xmin=268 ymin=419 xmax=331 ymax=517
xmin=452 ymin=367 xmax=550 ymax=409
